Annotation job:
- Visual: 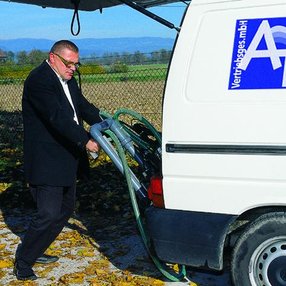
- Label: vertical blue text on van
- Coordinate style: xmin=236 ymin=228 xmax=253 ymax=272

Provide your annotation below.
xmin=229 ymin=17 xmax=286 ymax=90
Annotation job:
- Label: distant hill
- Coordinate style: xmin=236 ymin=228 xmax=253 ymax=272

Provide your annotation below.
xmin=0 ymin=37 xmax=175 ymax=57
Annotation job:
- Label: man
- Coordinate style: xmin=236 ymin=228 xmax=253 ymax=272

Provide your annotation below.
xmin=14 ymin=40 xmax=101 ymax=280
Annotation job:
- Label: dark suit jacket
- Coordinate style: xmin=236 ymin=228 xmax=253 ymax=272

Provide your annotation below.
xmin=22 ymin=60 xmax=101 ymax=186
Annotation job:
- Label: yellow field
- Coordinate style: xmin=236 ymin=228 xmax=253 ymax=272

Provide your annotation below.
xmin=0 ymin=80 xmax=164 ymax=131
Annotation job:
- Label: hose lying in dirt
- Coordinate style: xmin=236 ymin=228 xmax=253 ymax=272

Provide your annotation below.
xmin=90 ymin=109 xmax=190 ymax=282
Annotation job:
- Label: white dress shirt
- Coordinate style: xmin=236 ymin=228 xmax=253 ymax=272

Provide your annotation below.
xmin=47 ymin=60 xmax=79 ymax=125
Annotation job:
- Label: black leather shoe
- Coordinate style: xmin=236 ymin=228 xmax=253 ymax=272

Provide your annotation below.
xmin=35 ymin=254 xmax=59 ymax=264
xmin=13 ymin=261 xmax=37 ymax=281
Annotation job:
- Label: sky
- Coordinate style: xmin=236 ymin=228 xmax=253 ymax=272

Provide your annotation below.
xmin=0 ymin=1 xmax=187 ymax=40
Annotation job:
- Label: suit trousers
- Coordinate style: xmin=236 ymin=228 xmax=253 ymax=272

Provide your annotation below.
xmin=16 ymin=183 xmax=76 ymax=268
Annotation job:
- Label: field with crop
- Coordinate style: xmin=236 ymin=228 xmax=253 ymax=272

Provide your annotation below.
xmin=0 ymin=80 xmax=164 ymax=116
xmin=0 ymin=64 xmax=166 ymax=128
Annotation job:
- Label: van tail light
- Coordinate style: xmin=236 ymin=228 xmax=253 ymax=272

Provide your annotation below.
xmin=147 ymin=176 xmax=165 ymax=208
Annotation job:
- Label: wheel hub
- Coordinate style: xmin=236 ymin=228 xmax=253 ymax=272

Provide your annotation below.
xmin=249 ymin=236 xmax=286 ymax=286
xmin=268 ymin=257 xmax=286 ymax=285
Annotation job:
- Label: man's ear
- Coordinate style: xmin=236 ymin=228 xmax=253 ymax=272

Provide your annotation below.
xmin=49 ymin=53 xmax=55 ymax=65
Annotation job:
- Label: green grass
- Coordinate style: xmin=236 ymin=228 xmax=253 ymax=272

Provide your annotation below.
xmin=81 ymin=64 xmax=168 ymax=83
xmin=0 ymin=63 xmax=168 ymax=84
xmin=128 ymin=64 xmax=168 ymax=71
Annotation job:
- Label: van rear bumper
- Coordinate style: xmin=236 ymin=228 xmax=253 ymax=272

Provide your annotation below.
xmin=144 ymin=206 xmax=236 ymax=270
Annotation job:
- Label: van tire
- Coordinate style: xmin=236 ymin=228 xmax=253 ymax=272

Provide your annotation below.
xmin=231 ymin=212 xmax=286 ymax=286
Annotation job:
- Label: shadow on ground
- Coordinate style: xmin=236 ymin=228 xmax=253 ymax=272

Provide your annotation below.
xmin=0 ymin=148 xmax=163 ymax=281
xmin=0 ymin=113 xmax=232 ymax=284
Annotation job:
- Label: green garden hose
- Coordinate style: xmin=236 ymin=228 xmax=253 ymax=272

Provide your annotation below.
xmin=113 ymin=108 xmax=162 ymax=146
xmin=99 ymin=109 xmax=188 ymax=282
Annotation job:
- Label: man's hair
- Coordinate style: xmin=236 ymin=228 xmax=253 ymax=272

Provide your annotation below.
xmin=50 ymin=40 xmax=79 ymax=54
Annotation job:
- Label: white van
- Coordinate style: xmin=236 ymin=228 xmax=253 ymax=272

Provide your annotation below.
xmin=4 ymin=0 xmax=286 ymax=285
xmin=146 ymin=1 xmax=286 ymax=285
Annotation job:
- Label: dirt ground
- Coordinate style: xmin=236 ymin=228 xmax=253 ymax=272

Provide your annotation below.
xmin=0 ymin=208 xmax=231 ymax=286
xmin=0 ymin=152 xmax=231 ymax=286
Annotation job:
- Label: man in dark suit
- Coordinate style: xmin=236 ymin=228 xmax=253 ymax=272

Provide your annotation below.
xmin=14 ymin=40 xmax=102 ymax=280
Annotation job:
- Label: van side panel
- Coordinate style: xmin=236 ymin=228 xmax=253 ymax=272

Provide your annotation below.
xmin=162 ymin=0 xmax=286 ymax=215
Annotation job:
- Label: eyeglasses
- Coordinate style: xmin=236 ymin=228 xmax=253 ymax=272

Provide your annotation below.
xmin=53 ymin=53 xmax=81 ymax=69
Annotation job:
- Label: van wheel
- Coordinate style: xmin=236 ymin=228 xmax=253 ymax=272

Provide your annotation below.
xmin=231 ymin=212 xmax=286 ymax=286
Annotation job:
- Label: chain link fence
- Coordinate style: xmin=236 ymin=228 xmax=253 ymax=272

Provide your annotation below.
xmin=0 ymin=65 xmax=167 ymax=149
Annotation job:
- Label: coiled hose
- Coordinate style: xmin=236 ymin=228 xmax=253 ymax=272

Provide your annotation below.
xmin=98 ymin=109 xmax=188 ymax=282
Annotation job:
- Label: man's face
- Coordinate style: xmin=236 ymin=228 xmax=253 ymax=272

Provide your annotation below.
xmin=49 ymin=49 xmax=79 ymax=81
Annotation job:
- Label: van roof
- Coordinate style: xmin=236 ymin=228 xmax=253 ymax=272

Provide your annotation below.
xmin=0 ymin=0 xmax=181 ymax=10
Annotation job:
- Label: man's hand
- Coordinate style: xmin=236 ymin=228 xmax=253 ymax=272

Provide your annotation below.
xmin=86 ymin=139 xmax=100 ymax=153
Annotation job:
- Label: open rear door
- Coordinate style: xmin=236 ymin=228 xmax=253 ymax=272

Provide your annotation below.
xmin=0 ymin=0 xmax=181 ymax=10
xmin=0 ymin=0 xmax=185 ymax=32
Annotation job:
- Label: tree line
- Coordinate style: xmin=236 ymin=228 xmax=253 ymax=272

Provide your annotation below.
xmin=0 ymin=49 xmax=172 ymax=66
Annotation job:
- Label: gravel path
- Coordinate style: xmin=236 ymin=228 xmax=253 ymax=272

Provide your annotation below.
xmin=0 ymin=207 xmax=231 ymax=286
xmin=0 ymin=160 xmax=231 ymax=285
